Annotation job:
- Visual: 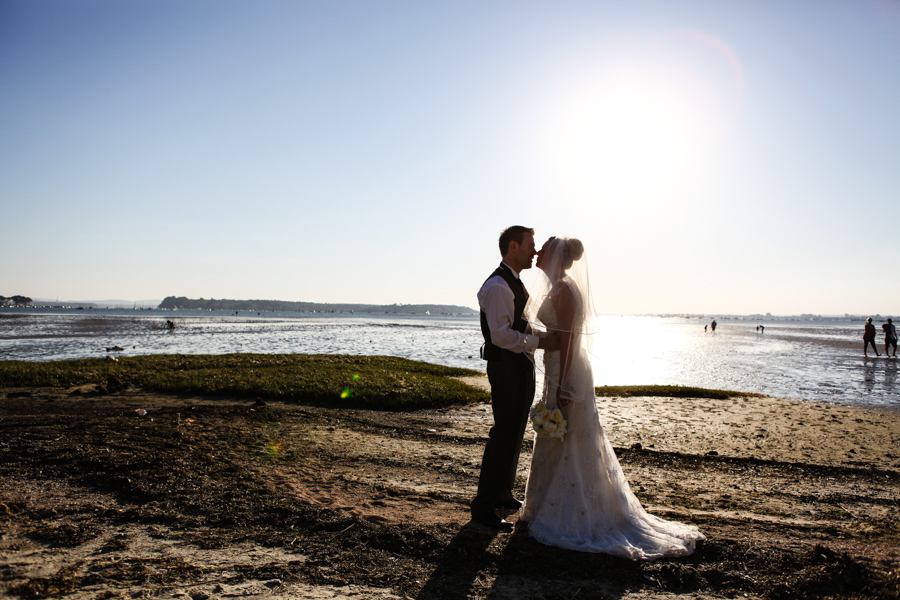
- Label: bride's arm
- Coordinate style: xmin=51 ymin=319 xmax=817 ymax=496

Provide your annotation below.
xmin=550 ymin=282 xmax=577 ymax=408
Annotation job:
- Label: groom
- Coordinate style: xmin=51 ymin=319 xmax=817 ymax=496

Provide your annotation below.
xmin=472 ymin=226 xmax=559 ymax=531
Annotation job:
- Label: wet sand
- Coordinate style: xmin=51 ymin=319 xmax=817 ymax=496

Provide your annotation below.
xmin=1 ymin=380 xmax=898 ymax=599
xmin=459 ymin=375 xmax=900 ymax=471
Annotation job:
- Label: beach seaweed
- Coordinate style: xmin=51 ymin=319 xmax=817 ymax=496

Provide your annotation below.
xmin=595 ymin=384 xmax=760 ymax=399
xmin=0 ymin=354 xmax=489 ymax=410
xmin=2 ymin=391 xmax=897 ymax=599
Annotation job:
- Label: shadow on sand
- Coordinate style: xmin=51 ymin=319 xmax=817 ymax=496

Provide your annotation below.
xmin=417 ymin=517 xmax=639 ymax=600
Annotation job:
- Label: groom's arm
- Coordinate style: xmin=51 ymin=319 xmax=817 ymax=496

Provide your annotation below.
xmin=478 ymin=279 xmax=540 ymax=354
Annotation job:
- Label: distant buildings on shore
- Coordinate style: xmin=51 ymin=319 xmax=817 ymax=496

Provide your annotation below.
xmin=0 ymin=295 xmax=32 ymax=307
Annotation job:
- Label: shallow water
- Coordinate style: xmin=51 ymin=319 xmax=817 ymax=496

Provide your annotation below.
xmin=1 ymin=309 xmax=897 ymax=407
xmin=586 ymin=316 xmax=898 ymax=407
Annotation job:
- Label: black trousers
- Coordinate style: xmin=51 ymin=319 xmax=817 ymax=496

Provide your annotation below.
xmin=471 ymin=352 xmax=535 ymax=517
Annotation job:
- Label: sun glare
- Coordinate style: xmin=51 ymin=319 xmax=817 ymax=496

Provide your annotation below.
xmin=531 ymin=31 xmax=745 ymax=213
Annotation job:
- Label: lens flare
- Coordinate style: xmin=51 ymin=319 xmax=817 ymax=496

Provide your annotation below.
xmin=340 ymin=388 xmax=352 ymax=399
xmin=264 ymin=440 xmax=284 ymax=457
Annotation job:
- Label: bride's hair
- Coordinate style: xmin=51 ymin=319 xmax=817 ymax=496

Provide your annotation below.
xmin=547 ymin=237 xmax=585 ymax=272
xmin=528 ymin=233 xmax=597 ymax=334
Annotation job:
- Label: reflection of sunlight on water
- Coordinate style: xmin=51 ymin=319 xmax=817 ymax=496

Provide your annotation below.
xmin=588 ymin=316 xmax=694 ymax=386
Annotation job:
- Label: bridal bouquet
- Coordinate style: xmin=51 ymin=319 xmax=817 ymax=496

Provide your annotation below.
xmin=531 ymin=402 xmax=567 ymax=440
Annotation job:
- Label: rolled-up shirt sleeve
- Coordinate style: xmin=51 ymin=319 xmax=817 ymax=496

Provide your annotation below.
xmin=477 ymin=275 xmax=540 ymax=354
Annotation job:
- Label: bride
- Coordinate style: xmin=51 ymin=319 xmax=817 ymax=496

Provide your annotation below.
xmin=519 ymin=236 xmax=705 ymax=559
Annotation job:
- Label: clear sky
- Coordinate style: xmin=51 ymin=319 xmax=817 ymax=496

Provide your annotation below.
xmin=2 ymin=1 xmax=898 ymax=315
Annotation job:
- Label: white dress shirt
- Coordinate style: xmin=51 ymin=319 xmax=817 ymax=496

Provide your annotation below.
xmin=478 ymin=262 xmax=541 ymax=354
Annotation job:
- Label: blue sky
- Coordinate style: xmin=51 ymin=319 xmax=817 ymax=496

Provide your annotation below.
xmin=2 ymin=0 xmax=898 ymax=314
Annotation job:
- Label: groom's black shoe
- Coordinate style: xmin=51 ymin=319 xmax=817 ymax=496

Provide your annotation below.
xmin=495 ymin=496 xmax=523 ymax=510
xmin=472 ymin=512 xmax=514 ymax=532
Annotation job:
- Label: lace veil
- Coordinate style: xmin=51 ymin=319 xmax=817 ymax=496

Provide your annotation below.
xmin=526 ymin=236 xmax=598 ymax=403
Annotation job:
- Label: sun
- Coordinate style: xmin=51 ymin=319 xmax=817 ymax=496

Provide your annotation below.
xmin=530 ymin=31 xmax=745 ymax=212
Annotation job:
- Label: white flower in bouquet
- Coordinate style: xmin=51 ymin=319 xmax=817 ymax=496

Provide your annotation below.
xmin=551 ymin=421 xmax=567 ymax=440
xmin=531 ymin=401 xmax=567 ymax=441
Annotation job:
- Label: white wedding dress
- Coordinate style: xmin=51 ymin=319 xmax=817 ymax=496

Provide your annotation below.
xmin=520 ymin=287 xmax=705 ymax=559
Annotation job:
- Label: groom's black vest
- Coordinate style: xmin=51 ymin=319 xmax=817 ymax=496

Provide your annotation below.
xmin=480 ymin=264 xmax=529 ymax=362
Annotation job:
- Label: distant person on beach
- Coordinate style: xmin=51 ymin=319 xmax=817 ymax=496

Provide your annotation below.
xmin=711 ymin=319 xmax=717 ymax=333
xmin=166 ymin=320 xmax=175 ymax=330
xmin=883 ymin=318 xmax=897 ymax=358
xmin=760 ymin=325 xmax=765 ymax=334
xmin=704 ymin=324 xmax=708 ymax=333
xmin=864 ymin=318 xmax=880 ymax=357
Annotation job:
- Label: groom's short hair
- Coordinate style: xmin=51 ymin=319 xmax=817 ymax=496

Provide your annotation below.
xmin=499 ymin=226 xmax=534 ymax=256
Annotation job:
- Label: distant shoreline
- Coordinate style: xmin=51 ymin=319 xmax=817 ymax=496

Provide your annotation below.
xmin=7 ymin=298 xmax=478 ymax=315
xmin=1 ymin=304 xmax=887 ymax=322
xmin=156 ymin=296 xmax=477 ymax=315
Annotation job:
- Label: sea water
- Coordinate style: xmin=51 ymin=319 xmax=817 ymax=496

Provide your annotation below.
xmin=1 ymin=309 xmax=896 ymax=407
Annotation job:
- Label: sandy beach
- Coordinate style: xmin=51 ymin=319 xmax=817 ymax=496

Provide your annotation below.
xmin=1 ymin=377 xmax=898 ymax=599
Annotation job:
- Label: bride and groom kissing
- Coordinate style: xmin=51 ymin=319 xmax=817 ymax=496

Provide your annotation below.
xmin=473 ymin=226 xmax=704 ymax=559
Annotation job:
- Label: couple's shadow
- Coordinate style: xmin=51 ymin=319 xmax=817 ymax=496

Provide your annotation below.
xmin=416 ymin=515 xmax=635 ymax=600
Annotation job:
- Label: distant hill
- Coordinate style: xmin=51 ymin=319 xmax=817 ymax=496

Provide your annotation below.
xmin=31 ymin=298 xmax=161 ymax=309
xmin=157 ymin=296 xmax=477 ymax=315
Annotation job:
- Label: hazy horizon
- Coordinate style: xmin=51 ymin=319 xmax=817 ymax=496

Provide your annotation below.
xmin=5 ymin=295 xmax=894 ymax=320
xmin=2 ymin=1 xmax=898 ymax=315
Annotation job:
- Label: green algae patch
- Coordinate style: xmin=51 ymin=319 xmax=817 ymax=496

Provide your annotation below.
xmin=0 ymin=354 xmax=490 ymax=411
xmin=594 ymin=384 xmax=762 ymax=399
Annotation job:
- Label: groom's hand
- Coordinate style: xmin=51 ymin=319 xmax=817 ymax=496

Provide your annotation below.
xmin=538 ymin=332 xmax=561 ymax=351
